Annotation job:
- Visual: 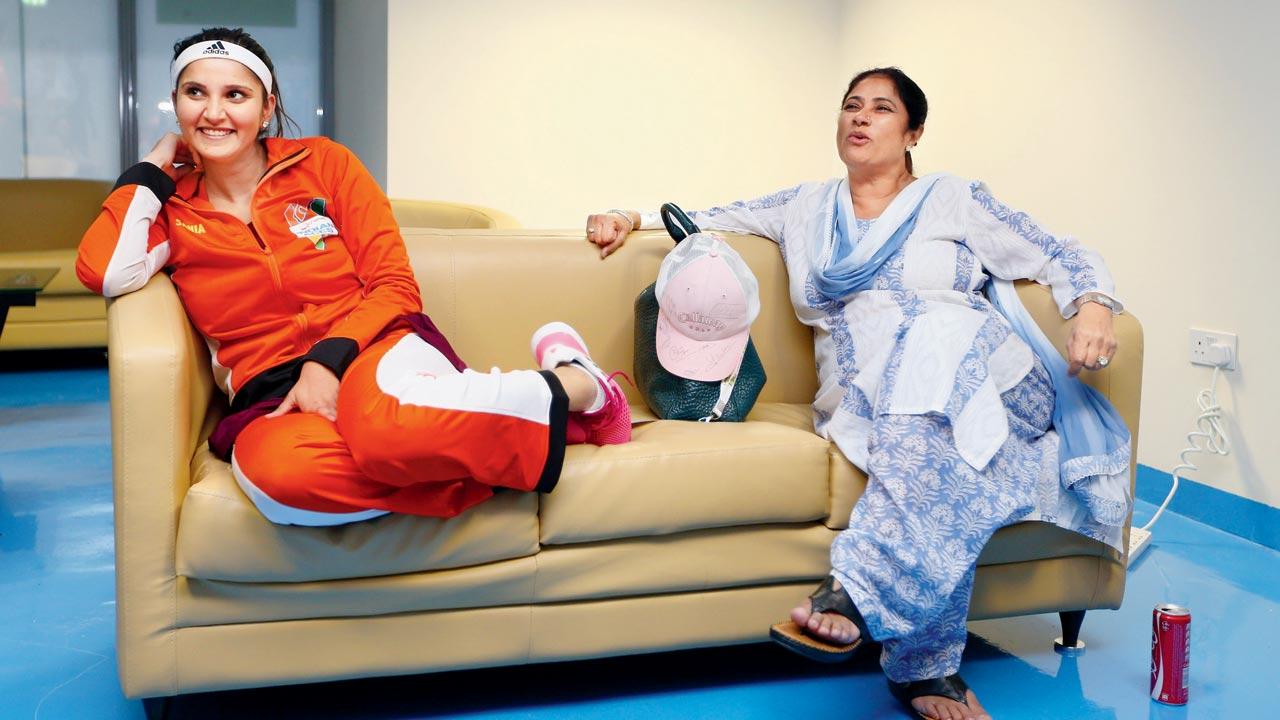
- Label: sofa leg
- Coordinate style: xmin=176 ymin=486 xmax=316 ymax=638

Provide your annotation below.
xmin=142 ymin=696 xmax=173 ymax=720
xmin=1054 ymin=610 xmax=1087 ymax=654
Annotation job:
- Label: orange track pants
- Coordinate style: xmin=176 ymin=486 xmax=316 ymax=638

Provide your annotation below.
xmin=230 ymin=331 xmax=568 ymax=525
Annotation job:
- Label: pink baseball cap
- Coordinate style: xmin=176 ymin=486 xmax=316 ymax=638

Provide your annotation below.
xmin=655 ymin=233 xmax=761 ymax=382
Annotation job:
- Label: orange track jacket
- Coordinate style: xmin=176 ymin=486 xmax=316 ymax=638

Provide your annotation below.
xmin=77 ymin=137 xmax=422 ymax=406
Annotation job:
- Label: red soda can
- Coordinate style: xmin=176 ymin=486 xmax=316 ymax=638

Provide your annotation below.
xmin=1150 ymin=603 xmax=1191 ymax=704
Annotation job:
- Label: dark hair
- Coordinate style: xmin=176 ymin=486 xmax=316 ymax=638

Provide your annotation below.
xmin=172 ymin=27 xmax=300 ymax=139
xmin=843 ymin=67 xmax=927 ymax=173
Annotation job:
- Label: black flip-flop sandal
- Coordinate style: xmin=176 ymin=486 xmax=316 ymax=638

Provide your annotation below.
xmin=769 ymin=575 xmax=870 ymax=663
xmin=887 ymin=673 xmax=972 ymax=719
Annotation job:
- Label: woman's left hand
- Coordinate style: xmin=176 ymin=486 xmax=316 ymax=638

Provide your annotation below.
xmin=585 ymin=210 xmax=637 ymax=259
xmin=265 ymin=361 xmax=340 ymax=421
xmin=1066 ymin=302 xmax=1117 ymax=377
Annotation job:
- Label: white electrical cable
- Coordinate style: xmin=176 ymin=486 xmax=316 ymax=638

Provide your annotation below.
xmin=1140 ymin=363 xmax=1232 ymax=532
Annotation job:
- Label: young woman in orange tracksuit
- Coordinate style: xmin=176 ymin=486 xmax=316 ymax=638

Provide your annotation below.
xmin=77 ymin=27 xmax=630 ymax=526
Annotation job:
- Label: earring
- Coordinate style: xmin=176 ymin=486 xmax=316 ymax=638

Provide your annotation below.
xmin=262 ymin=120 xmax=270 ymax=129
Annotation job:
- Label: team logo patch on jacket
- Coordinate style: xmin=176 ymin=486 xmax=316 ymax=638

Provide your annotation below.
xmin=285 ymin=198 xmax=338 ymax=250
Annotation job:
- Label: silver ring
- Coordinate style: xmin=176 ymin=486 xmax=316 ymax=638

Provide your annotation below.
xmin=1097 ymin=355 xmax=1109 ymax=368
xmin=587 ymin=227 xmax=597 ymax=234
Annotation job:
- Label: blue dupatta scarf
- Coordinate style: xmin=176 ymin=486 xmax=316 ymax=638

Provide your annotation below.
xmin=812 ymin=174 xmax=1132 ymax=528
xmin=985 ymin=279 xmax=1131 ymax=525
xmin=812 ymin=175 xmax=941 ymax=298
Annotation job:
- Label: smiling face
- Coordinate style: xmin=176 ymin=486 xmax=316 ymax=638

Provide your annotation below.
xmin=173 ymin=57 xmax=276 ymax=167
xmin=835 ymin=74 xmax=922 ymax=174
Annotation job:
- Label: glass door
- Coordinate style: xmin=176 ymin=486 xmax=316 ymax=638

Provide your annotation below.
xmin=0 ymin=0 xmax=120 ymax=179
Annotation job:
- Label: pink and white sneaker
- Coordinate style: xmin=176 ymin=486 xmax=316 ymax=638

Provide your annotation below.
xmin=531 ymin=321 xmax=631 ymax=445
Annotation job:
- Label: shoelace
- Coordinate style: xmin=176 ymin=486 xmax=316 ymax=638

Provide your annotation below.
xmin=581 ymin=371 xmax=633 ymax=424
xmin=607 ymin=370 xmax=635 ymax=389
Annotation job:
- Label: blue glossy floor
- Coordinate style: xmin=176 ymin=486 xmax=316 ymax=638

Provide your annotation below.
xmin=1 ymin=357 xmax=1274 ymax=720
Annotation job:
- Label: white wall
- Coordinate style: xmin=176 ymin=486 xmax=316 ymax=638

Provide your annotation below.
xmin=836 ymin=0 xmax=1278 ymax=508
xmin=375 ymin=0 xmax=1278 ymax=508
xmin=385 ymin=0 xmax=845 ymax=227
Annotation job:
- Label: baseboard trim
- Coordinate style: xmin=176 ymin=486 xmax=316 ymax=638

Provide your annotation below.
xmin=1136 ymin=464 xmax=1280 ymax=552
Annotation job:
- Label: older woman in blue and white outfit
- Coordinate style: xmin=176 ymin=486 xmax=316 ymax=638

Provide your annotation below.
xmin=588 ymin=67 xmax=1130 ymax=720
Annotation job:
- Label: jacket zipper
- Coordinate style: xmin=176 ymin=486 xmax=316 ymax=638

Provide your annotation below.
xmin=253 ymin=147 xmax=312 ymax=346
xmin=246 ymin=222 xmax=285 ymax=295
xmin=247 ymin=221 xmax=307 ymax=346
xmin=258 ymin=148 xmax=307 ymax=186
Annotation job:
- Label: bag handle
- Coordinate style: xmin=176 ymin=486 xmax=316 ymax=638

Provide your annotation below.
xmin=699 ymin=372 xmax=738 ymax=422
xmin=660 ymin=203 xmax=700 ymax=244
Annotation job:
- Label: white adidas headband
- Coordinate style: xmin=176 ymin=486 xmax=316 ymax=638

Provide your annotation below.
xmin=170 ymin=40 xmax=273 ymax=94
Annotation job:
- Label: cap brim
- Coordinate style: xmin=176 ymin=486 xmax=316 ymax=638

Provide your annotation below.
xmin=655 ymin=311 xmax=751 ymax=382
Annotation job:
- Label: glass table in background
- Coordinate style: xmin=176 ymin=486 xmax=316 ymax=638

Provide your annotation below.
xmin=0 ymin=268 xmax=59 ymax=340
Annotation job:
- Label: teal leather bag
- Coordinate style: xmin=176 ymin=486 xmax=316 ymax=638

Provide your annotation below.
xmin=632 ymin=204 xmax=766 ymax=422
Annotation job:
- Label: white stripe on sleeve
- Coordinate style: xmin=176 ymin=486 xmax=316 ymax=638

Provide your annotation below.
xmin=101 ymin=186 xmax=171 ymax=297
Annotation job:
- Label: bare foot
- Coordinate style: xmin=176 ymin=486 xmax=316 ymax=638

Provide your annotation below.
xmin=788 ymin=579 xmax=861 ymax=645
xmin=912 ymin=688 xmax=991 ymax=720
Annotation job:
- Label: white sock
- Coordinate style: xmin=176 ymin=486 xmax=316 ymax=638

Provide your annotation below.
xmin=562 ymin=361 xmax=605 ymax=413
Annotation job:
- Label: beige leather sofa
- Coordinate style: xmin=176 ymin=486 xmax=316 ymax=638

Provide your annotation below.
xmin=0 ymin=179 xmax=113 ymax=350
xmin=107 ymin=229 xmax=1142 ymax=698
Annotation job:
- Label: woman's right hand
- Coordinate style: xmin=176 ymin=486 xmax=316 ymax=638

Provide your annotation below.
xmin=265 ymin=361 xmax=340 ymax=422
xmin=143 ymin=133 xmax=199 ymax=181
xmin=585 ymin=210 xmax=638 ymax=259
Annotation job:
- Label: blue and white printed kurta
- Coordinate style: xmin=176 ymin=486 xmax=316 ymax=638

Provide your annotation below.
xmin=672 ymin=173 xmax=1124 ymax=553
xmin=666 ymin=173 xmax=1123 ymax=681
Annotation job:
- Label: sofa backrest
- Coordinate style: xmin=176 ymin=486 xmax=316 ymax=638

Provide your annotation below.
xmin=390 ymin=199 xmax=520 ymax=230
xmin=402 ymin=229 xmax=820 ymax=405
xmin=399 ymin=227 xmax=1144 ymax=443
xmin=0 ymin=179 xmax=114 ymax=252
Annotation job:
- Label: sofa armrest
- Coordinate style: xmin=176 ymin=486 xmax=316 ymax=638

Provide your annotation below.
xmin=107 ymin=273 xmax=215 ymax=696
xmin=1013 ymin=280 xmax=1143 ymax=477
xmin=390 ymin=199 xmax=520 ymax=229
xmin=1014 ymin=279 xmax=1144 ymax=561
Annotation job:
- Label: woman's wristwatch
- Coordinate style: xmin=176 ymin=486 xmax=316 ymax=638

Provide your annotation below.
xmin=1075 ymin=292 xmax=1121 ymax=314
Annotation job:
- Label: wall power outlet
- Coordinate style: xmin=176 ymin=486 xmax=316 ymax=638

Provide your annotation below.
xmin=1189 ymin=329 xmax=1237 ymax=369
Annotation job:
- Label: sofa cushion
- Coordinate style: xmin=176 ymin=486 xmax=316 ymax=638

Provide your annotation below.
xmin=0 ymin=250 xmax=106 ymax=350
xmin=533 ymin=523 xmax=837 ymax=603
xmin=4 ymin=295 xmax=105 ymax=322
xmin=177 ymin=446 xmax=541 ymax=582
xmin=177 ymin=557 xmax=538 ymax=627
xmin=540 ymin=407 xmax=831 ymax=544
xmin=743 ymin=403 xmax=1114 ymax=564
xmin=745 ymin=403 xmax=869 ymax=530
xmin=0 ymin=317 xmax=106 ymax=350
xmin=175 ymin=524 xmax=840 ymax=628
